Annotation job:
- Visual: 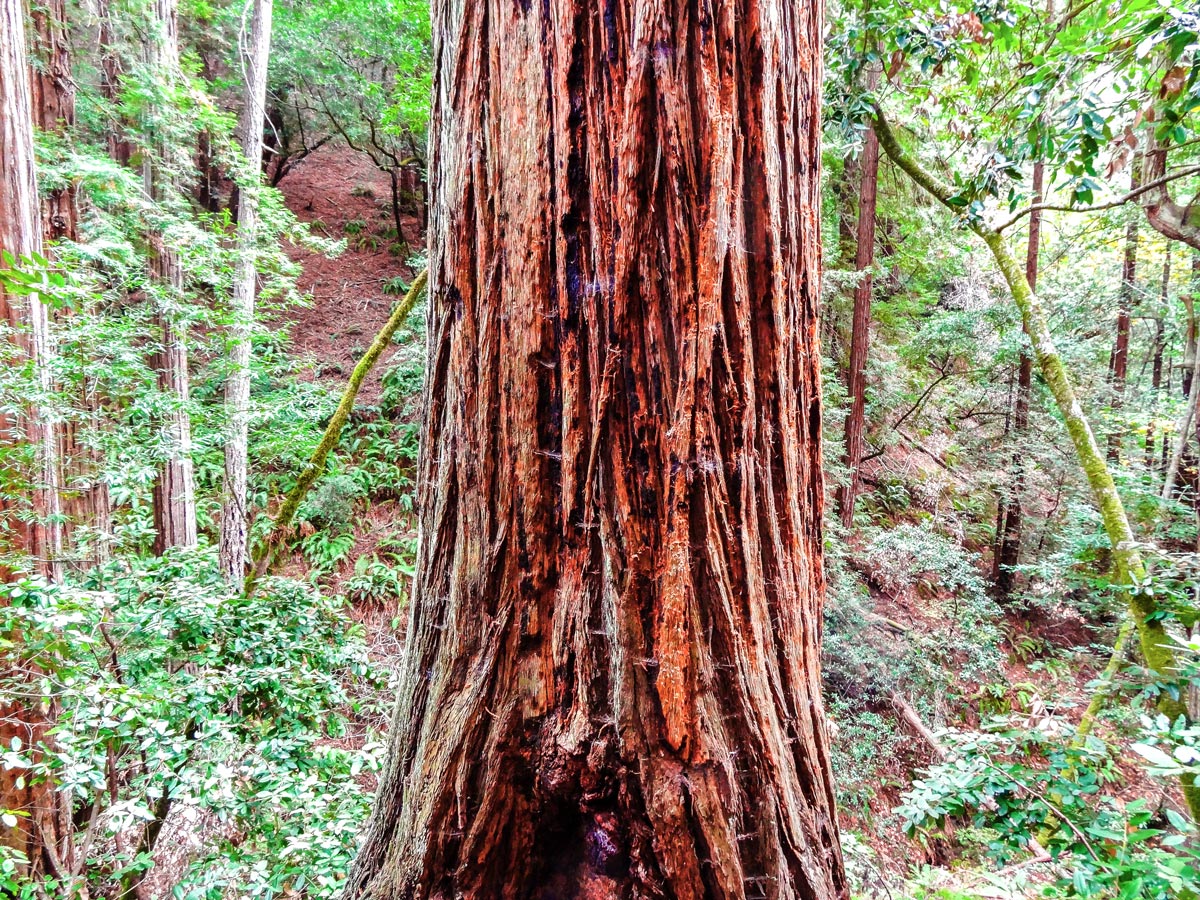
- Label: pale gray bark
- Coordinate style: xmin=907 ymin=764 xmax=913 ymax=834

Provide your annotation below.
xmin=220 ymin=0 xmax=274 ymax=590
xmin=145 ymin=0 xmax=198 ymax=555
xmin=1162 ymin=350 xmax=1200 ymax=501
xmin=0 ymin=0 xmax=70 ymax=877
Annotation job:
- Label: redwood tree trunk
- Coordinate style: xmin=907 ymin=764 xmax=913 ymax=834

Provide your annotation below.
xmin=29 ymin=0 xmax=76 ymax=245
xmin=993 ymin=160 xmax=1043 ymax=596
xmin=98 ymin=0 xmax=132 ymax=166
xmin=32 ymin=0 xmax=114 ymax=571
xmin=345 ymin=0 xmax=844 ymax=897
xmin=837 ymin=66 xmax=880 ymax=530
xmin=0 ymin=0 xmax=62 ymax=580
xmin=1107 ymin=182 xmax=1139 ymax=462
xmin=145 ymin=0 xmax=198 ymax=555
xmin=0 ymin=0 xmax=72 ymax=876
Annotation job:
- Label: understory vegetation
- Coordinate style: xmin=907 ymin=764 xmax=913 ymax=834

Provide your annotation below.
xmin=2 ymin=0 xmax=1200 ymax=897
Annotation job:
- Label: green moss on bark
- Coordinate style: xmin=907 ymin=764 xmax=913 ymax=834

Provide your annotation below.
xmin=245 ymin=269 xmax=428 ymax=596
xmin=875 ymin=108 xmax=1200 ymax=821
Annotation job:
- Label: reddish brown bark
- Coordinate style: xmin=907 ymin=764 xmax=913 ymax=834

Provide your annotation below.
xmin=1146 ymin=247 xmax=1170 ymax=473
xmin=1107 ymin=189 xmax=1139 ymax=462
xmin=345 ymin=0 xmax=844 ymax=897
xmin=31 ymin=0 xmax=114 ymax=570
xmin=837 ymin=70 xmax=880 ymax=530
xmin=98 ymin=0 xmax=132 ymax=166
xmin=29 ymin=0 xmax=77 ymax=245
xmin=993 ymin=160 xmax=1043 ymax=596
xmin=0 ymin=0 xmax=60 ymax=578
xmin=0 ymin=0 xmax=72 ymax=877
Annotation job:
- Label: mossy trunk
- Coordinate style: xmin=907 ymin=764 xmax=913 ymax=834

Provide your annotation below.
xmin=246 ymin=270 xmax=427 ymax=595
xmin=875 ymin=106 xmax=1200 ymax=821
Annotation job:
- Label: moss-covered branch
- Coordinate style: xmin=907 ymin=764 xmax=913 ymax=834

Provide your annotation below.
xmin=874 ymin=107 xmax=1200 ymax=820
xmin=244 ymin=269 xmax=428 ymax=597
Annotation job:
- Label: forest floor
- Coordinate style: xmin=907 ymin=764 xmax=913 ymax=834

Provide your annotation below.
xmin=276 ymin=145 xmax=422 ymax=745
xmin=279 ymin=147 xmax=422 ymax=405
xmin=266 ymin=144 xmax=1173 ymax=897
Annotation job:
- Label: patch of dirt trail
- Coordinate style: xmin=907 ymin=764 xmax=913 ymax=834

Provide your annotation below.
xmin=278 ymin=145 xmax=422 ymax=405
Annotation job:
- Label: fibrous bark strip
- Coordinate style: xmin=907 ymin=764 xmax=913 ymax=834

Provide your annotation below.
xmin=347 ymin=0 xmax=844 ymax=897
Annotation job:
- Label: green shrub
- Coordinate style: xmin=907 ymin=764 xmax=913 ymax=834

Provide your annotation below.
xmin=896 ymin=717 xmax=1200 ymax=899
xmin=0 ymin=551 xmax=387 ymax=899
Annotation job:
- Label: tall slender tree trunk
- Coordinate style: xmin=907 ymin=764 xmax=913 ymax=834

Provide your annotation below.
xmin=1108 ymin=181 xmax=1140 ymax=462
xmin=97 ymin=0 xmax=131 ymax=166
xmin=1186 ymin=254 xmax=1198 ymax=400
xmin=835 ymin=160 xmax=859 ymax=266
xmin=1165 ymin=254 xmax=1200 ymax=500
xmin=31 ymin=0 xmax=114 ymax=571
xmin=0 ymin=0 xmax=72 ymax=876
xmin=992 ymin=160 xmax=1043 ymax=595
xmin=346 ymin=0 xmax=845 ymax=897
xmin=837 ymin=66 xmax=881 ymax=530
xmin=220 ymin=0 xmax=273 ymax=590
xmin=1146 ymin=247 xmax=1170 ymax=473
xmin=145 ymin=0 xmax=197 ymax=555
xmin=1182 ymin=254 xmax=1200 ymax=497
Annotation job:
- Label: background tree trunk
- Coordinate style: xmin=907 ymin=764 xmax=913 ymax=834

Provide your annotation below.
xmin=1107 ymin=188 xmax=1139 ymax=462
xmin=837 ymin=66 xmax=881 ymax=530
xmin=29 ymin=0 xmax=77 ymax=244
xmin=145 ymin=0 xmax=197 ymax=555
xmin=345 ymin=0 xmax=845 ymax=897
xmin=220 ymin=0 xmax=273 ymax=590
xmin=992 ymin=160 xmax=1043 ymax=596
xmin=0 ymin=0 xmax=62 ymax=580
xmin=32 ymin=0 xmax=114 ymax=571
xmin=98 ymin=0 xmax=132 ymax=166
xmin=1145 ymin=247 xmax=1170 ymax=473
xmin=0 ymin=0 xmax=72 ymax=876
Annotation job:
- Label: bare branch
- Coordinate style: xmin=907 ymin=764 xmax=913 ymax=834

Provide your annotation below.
xmin=994 ymin=164 xmax=1200 ymax=233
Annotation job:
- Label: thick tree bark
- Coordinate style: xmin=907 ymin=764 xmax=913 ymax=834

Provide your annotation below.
xmin=837 ymin=67 xmax=880 ymax=530
xmin=0 ymin=0 xmax=62 ymax=580
xmin=0 ymin=0 xmax=72 ymax=877
xmin=29 ymin=0 xmax=77 ymax=244
xmin=346 ymin=0 xmax=845 ymax=897
xmin=145 ymin=0 xmax=197 ymax=555
xmin=97 ymin=0 xmax=132 ymax=166
xmin=220 ymin=0 xmax=274 ymax=590
xmin=992 ymin=161 xmax=1043 ymax=596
